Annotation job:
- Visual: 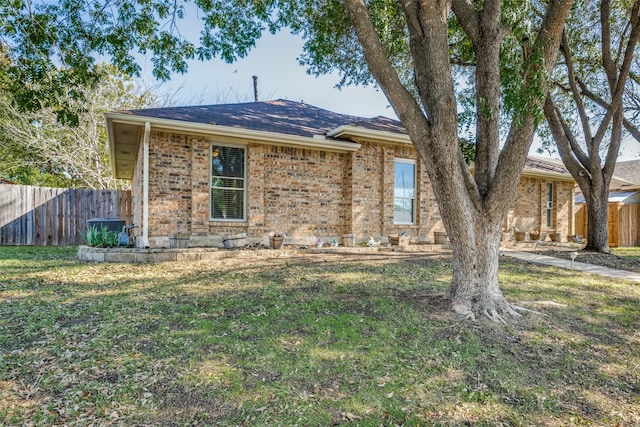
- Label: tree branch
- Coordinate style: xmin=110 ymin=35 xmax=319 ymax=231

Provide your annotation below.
xmin=543 ymin=96 xmax=592 ymax=189
xmin=451 ymin=0 xmax=480 ymax=44
xmin=576 ymin=78 xmax=640 ymax=142
xmin=491 ymin=0 xmax=575 ymax=208
xmin=344 ymin=0 xmax=483 ymax=212
xmin=400 ymin=0 xmax=435 ymax=123
xmin=600 ymin=0 xmax=617 ymax=92
xmin=592 ymin=0 xmax=640 ymax=166
xmin=342 ymin=0 xmax=429 ymax=136
xmin=560 ymin=30 xmax=593 ymax=148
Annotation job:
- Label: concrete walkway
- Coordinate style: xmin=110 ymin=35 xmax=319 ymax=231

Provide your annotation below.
xmin=501 ymin=249 xmax=640 ymax=282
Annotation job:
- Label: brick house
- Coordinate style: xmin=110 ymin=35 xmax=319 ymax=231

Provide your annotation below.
xmin=105 ymin=99 xmax=575 ymax=248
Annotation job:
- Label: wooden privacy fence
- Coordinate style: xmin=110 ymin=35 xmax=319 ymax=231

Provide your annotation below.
xmin=575 ymin=202 xmax=640 ymax=247
xmin=0 ymin=184 xmax=132 ymax=246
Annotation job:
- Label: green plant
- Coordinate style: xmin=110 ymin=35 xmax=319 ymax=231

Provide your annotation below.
xmin=81 ymin=225 xmax=118 ymax=247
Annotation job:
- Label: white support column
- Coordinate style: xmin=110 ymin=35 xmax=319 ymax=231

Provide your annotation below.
xmin=142 ymin=122 xmax=151 ymax=248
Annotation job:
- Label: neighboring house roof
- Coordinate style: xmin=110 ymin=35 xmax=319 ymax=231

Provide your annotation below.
xmin=573 ymin=159 xmax=640 ymax=196
xmin=612 ymin=159 xmax=640 ymax=190
xmin=576 ymin=191 xmax=640 ymax=204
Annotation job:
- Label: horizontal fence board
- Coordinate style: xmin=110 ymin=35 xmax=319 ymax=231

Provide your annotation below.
xmin=0 ymin=184 xmax=132 ymax=246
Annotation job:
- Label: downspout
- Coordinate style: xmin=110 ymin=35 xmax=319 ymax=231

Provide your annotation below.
xmin=142 ymin=122 xmax=150 ymax=248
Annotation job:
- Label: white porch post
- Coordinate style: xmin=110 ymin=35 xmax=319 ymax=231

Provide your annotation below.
xmin=141 ymin=122 xmax=150 ymax=248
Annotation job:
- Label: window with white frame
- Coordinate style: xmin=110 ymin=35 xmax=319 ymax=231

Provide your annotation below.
xmin=211 ymin=144 xmax=246 ymax=221
xmin=394 ymin=159 xmax=416 ymax=224
xmin=546 ymin=182 xmax=554 ymax=228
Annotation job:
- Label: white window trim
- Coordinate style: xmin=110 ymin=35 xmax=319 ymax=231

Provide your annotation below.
xmin=546 ymin=182 xmax=554 ymax=229
xmin=394 ymin=158 xmax=417 ymax=225
xmin=210 ymin=142 xmax=247 ymax=222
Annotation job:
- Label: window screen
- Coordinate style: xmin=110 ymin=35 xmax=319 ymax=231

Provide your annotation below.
xmin=394 ymin=159 xmax=416 ymax=224
xmin=211 ymin=145 xmax=246 ymax=221
xmin=546 ymin=182 xmax=554 ymax=228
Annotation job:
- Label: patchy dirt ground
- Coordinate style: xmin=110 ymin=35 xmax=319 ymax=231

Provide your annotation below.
xmin=521 ymin=243 xmax=640 ymax=273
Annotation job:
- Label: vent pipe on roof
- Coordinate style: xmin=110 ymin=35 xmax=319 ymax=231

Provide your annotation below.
xmin=253 ymin=75 xmax=258 ymax=102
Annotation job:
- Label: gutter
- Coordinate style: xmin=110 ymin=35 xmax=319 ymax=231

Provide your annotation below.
xmin=326 ymin=125 xmax=412 ymax=144
xmin=520 ymin=170 xmax=576 ymax=181
xmin=105 ymin=112 xmax=361 ymax=153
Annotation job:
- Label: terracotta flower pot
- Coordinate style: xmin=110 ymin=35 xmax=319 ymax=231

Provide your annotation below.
xmin=549 ymin=232 xmax=562 ymax=242
xmin=434 ymin=231 xmax=448 ymax=244
xmin=270 ymin=236 xmax=284 ymax=249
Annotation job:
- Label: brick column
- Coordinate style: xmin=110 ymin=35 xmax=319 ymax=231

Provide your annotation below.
xmin=191 ymin=137 xmax=210 ymax=236
xmin=381 ymin=147 xmax=395 ymax=235
xmin=247 ymin=143 xmax=265 ymax=234
xmin=345 ymin=152 xmax=354 ymax=234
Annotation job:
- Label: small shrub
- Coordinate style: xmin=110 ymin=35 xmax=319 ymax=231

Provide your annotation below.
xmin=81 ymin=225 xmax=119 ymax=247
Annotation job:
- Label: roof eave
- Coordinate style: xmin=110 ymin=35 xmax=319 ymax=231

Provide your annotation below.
xmin=327 ymin=125 xmax=411 ymax=144
xmin=469 ymin=162 xmax=574 ymax=181
xmin=521 ymin=170 xmax=575 ymax=181
xmin=106 ymin=112 xmax=362 ymax=152
xmin=105 ymin=115 xmax=118 ymax=178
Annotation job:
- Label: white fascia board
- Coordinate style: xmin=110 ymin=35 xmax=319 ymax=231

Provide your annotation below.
xmin=522 ymin=170 xmax=575 ymax=181
xmin=468 ymin=162 xmax=573 ymax=182
xmin=105 ymin=112 xmax=361 ymax=152
xmin=326 ymin=125 xmax=412 ymax=144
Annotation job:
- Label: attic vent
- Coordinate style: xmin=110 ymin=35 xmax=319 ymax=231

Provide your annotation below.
xmin=121 ymin=130 xmax=136 ymax=136
xmin=121 ymin=151 xmax=131 ymax=155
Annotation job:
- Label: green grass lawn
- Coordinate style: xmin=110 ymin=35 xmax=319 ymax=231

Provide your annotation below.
xmin=612 ymin=246 xmax=640 ymax=262
xmin=1 ymin=246 xmax=639 ymax=426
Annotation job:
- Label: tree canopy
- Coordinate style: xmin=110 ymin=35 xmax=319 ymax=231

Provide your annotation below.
xmin=0 ymin=64 xmax=156 ymax=188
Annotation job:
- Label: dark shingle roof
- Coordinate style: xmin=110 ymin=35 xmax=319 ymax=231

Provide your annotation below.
xmin=114 ymin=99 xmax=571 ymax=178
xmin=524 ymin=156 xmax=570 ymax=175
xmin=614 ymin=159 xmax=640 ymax=185
xmin=116 ymin=99 xmax=405 ymax=139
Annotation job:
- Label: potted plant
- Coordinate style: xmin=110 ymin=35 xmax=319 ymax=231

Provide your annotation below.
xmin=388 ymin=231 xmax=410 ymax=246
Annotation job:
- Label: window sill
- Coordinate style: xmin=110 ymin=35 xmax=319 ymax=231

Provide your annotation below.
xmin=210 ymin=220 xmax=247 ymax=226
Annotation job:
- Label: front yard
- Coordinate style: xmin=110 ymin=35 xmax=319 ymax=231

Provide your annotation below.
xmin=1 ymin=246 xmax=639 ymax=425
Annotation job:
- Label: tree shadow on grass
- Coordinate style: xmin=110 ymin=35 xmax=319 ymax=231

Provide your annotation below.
xmin=2 ymin=250 xmax=639 ymax=425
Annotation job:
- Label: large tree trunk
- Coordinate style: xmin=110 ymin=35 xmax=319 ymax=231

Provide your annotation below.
xmin=343 ymin=0 xmax=573 ymax=321
xmin=584 ymin=186 xmax=611 ymax=252
xmin=446 ymin=209 xmax=519 ymax=322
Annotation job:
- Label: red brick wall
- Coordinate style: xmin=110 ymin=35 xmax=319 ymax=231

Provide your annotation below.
xmin=133 ymin=130 xmax=574 ymax=247
xmin=259 ymin=145 xmax=351 ymax=237
xmin=349 ymin=142 xmax=443 ymax=242
xmin=507 ymin=176 xmax=574 ymax=239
